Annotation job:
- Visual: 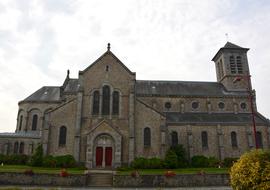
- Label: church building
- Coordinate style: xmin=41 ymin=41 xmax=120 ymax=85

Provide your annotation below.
xmin=0 ymin=42 xmax=269 ymax=168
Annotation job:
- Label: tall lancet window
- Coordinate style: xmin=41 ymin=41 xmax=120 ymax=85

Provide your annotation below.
xmin=32 ymin=114 xmax=38 ymax=131
xmin=171 ymin=131 xmax=178 ymax=147
xmin=201 ymin=131 xmax=208 ymax=149
xmin=236 ymin=56 xmax=243 ymax=74
xmin=102 ymin=85 xmax=110 ymax=115
xmin=112 ymin=91 xmax=119 ymax=115
xmin=92 ymin=91 xmax=100 ymax=115
xmin=144 ymin=127 xmax=151 ymax=147
xmin=230 ymin=56 xmax=236 ymax=74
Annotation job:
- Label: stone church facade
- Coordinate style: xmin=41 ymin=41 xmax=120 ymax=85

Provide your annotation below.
xmin=0 ymin=42 xmax=269 ymax=168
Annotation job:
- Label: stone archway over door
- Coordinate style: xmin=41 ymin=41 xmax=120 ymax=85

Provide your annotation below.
xmin=86 ymin=121 xmax=122 ymax=168
xmin=94 ymin=134 xmax=114 ymax=167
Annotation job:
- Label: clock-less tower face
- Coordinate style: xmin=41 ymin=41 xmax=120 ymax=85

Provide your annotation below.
xmin=212 ymin=42 xmax=251 ymax=91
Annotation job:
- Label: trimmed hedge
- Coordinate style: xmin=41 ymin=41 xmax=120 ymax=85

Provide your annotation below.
xmin=0 ymin=154 xmax=30 ymax=165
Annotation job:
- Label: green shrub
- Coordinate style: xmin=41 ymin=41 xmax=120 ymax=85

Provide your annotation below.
xmin=43 ymin=155 xmax=57 ymax=167
xmin=29 ymin=144 xmax=43 ymax=166
xmin=54 ymin=155 xmax=76 ymax=168
xmin=230 ymin=149 xmax=270 ymax=190
xmin=208 ymin=156 xmax=220 ymax=167
xmin=0 ymin=154 xmax=30 ymax=165
xmin=131 ymin=157 xmax=148 ymax=169
xmin=170 ymin=145 xmax=188 ymax=168
xmin=191 ymin=155 xmax=209 ymax=167
xmin=164 ymin=150 xmax=178 ymax=169
xmin=223 ymin=157 xmax=238 ymax=168
xmin=147 ymin=158 xmax=163 ymax=169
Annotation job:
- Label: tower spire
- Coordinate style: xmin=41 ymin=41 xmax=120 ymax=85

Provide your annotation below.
xmin=107 ymin=43 xmax=111 ymax=51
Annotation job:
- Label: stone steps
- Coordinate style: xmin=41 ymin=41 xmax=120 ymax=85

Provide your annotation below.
xmin=87 ymin=173 xmax=113 ymax=187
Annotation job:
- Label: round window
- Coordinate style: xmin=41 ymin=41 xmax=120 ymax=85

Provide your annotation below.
xmin=165 ymin=102 xmax=171 ymax=109
xmin=240 ymin=102 xmax=247 ymax=109
xmin=192 ymin=101 xmax=199 ymax=109
xmin=218 ymin=102 xmax=225 ymax=109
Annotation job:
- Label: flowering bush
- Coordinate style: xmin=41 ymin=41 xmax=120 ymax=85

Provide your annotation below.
xmin=59 ymin=169 xmax=69 ymax=177
xmin=130 ymin=170 xmax=140 ymax=178
xmin=164 ymin=170 xmax=176 ymax=178
xmin=24 ymin=169 xmax=34 ymax=176
xmin=230 ymin=149 xmax=270 ymax=190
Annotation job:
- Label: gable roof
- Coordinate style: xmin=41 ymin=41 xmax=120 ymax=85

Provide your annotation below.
xmin=166 ymin=112 xmax=269 ymax=126
xmin=212 ymin=41 xmax=249 ymax=61
xmin=20 ymin=86 xmax=61 ymax=103
xmin=135 ymin=80 xmax=248 ymax=97
xmin=79 ymin=50 xmax=135 ymax=75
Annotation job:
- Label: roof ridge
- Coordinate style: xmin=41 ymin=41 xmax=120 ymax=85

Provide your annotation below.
xmin=136 ymin=80 xmax=219 ymax=84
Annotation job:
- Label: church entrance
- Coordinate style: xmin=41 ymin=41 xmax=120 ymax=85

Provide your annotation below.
xmin=94 ymin=135 xmax=114 ymax=168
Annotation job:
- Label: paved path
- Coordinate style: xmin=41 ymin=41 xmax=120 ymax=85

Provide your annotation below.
xmin=0 ymin=186 xmax=232 ymax=190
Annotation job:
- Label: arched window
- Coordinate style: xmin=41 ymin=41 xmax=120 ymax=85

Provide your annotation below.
xmin=231 ymin=131 xmax=238 ymax=148
xmin=201 ymin=131 xmax=208 ymax=149
xmin=59 ymin=126 xmax=67 ymax=146
xmin=112 ymin=91 xmax=120 ymax=115
xmin=230 ymin=56 xmax=236 ymax=74
xmin=14 ymin=142 xmax=18 ymax=154
xmin=92 ymin=91 xmax=100 ymax=115
xmin=171 ymin=131 xmax=178 ymax=147
xmin=144 ymin=127 xmax=151 ymax=147
xmin=256 ymin=131 xmax=263 ymax=148
xmin=19 ymin=115 xmax=23 ymax=131
xmin=19 ymin=142 xmax=24 ymax=154
xmin=32 ymin=114 xmax=38 ymax=131
xmin=236 ymin=56 xmax=243 ymax=74
xmin=102 ymin=85 xmax=110 ymax=115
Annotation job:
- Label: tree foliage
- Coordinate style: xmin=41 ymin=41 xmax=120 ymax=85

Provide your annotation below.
xmin=230 ymin=149 xmax=270 ymax=190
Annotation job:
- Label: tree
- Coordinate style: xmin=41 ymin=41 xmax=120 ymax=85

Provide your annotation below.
xmin=30 ymin=144 xmax=43 ymax=166
xmin=230 ymin=149 xmax=270 ymax=190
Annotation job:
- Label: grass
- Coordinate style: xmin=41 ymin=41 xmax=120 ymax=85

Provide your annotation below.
xmin=0 ymin=165 xmax=85 ymax=174
xmin=117 ymin=167 xmax=229 ymax=175
xmin=0 ymin=165 xmax=228 ymax=175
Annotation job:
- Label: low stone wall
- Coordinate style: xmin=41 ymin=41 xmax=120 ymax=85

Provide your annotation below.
xmin=0 ymin=172 xmax=87 ymax=186
xmin=113 ymin=174 xmax=230 ymax=187
xmin=0 ymin=172 xmax=230 ymax=187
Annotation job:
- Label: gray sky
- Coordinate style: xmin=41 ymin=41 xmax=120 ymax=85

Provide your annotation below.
xmin=0 ymin=0 xmax=270 ymax=132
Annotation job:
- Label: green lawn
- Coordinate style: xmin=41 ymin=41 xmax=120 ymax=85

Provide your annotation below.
xmin=0 ymin=165 xmax=85 ymax=174
xmin=117 ymin=168 xmax=229 ymax=175
xmin=0 ymin=165 xmax=229 ymax=175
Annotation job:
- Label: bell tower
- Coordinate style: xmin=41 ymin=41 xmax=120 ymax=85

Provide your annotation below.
xmin=212 ymin=42 xmax=251 ymax=91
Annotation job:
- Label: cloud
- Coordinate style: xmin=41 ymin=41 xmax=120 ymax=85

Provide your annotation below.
xmin=0 ymin=0 xmax=270 ymax=132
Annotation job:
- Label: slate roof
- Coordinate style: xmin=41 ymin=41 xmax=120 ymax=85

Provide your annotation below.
xmin=135 ymin=80 xmax=248 ymax=97
xmin=223 ymin=42 xmax=245 ymax=49
xmin=21 ymin=86 xmax=61 ymax=103
xmin=212 ymin=42 xmax=249 ymax=61
xmin=166 ymin=112 xmax=269 ymax=126
xmin=0 ymin=132 xmax=41 ymax=139
xmin=63 ymin=79 xmax=80 ymax=93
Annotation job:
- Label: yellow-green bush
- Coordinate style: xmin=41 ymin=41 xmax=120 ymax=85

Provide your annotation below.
xmin=230 ymin=149 xmax=270 ymax=190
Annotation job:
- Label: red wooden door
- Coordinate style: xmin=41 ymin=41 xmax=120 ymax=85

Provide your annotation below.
xmin=96 ymin=147 xmax=103 ymax=167
xmin=105 ymin=147 xmax=112 ymax=166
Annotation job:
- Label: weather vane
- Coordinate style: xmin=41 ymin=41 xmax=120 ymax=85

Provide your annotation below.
xmin=225 ymin=33 xmax=229 ymax=41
